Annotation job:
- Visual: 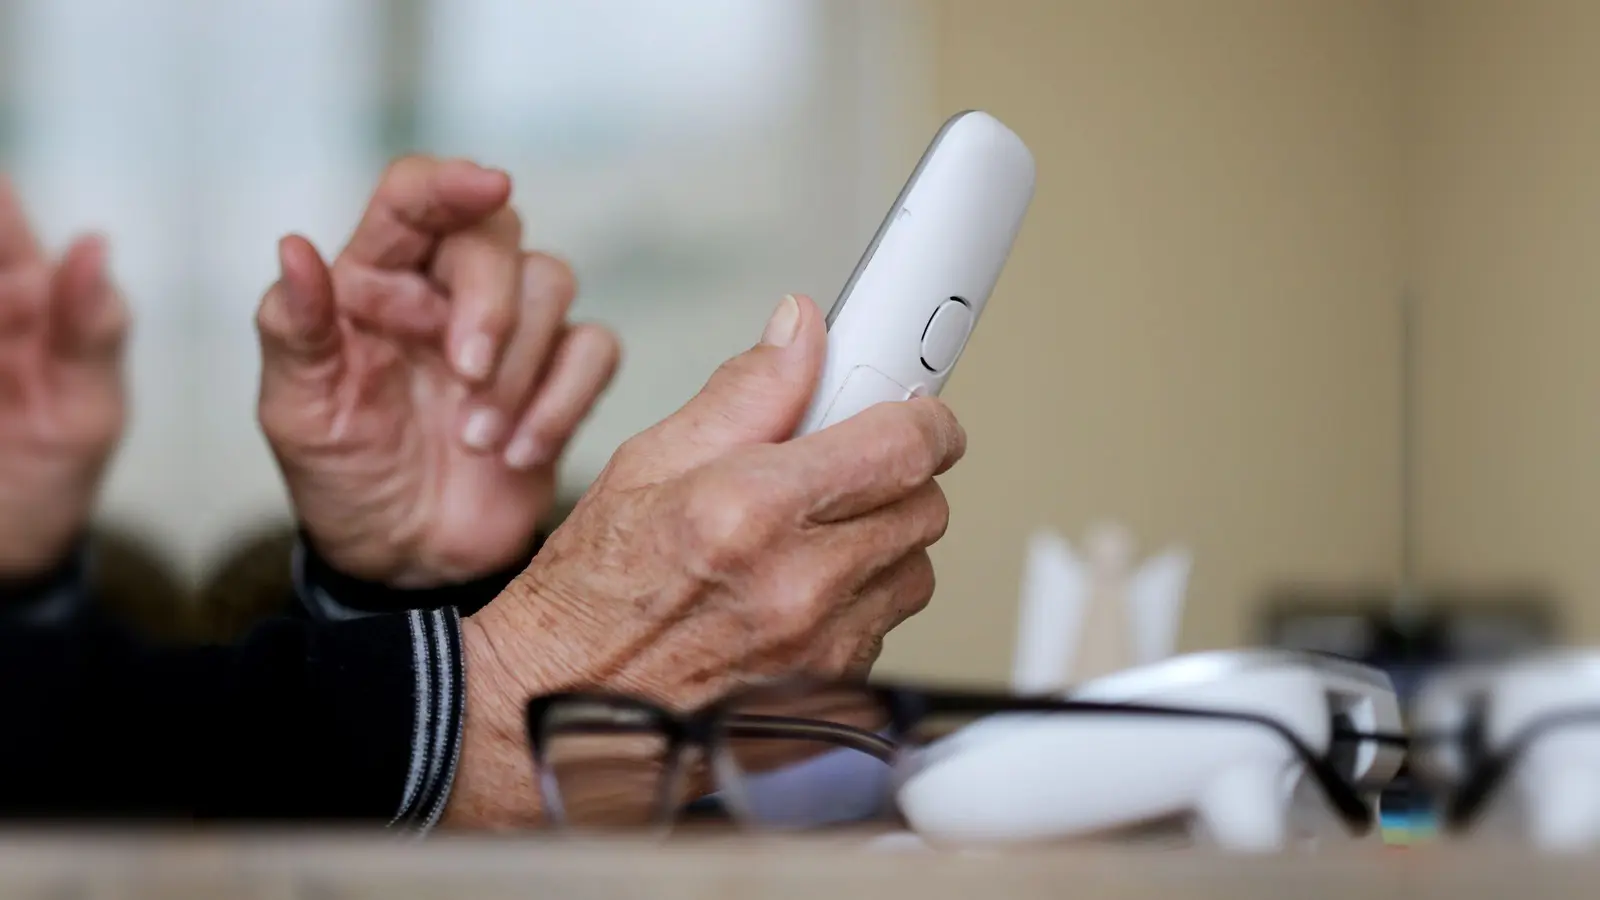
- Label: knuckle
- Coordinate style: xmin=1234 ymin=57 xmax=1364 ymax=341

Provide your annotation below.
xmin=609 ymin=430 xmax=653 ymax=469
xmin=760 ymin=584 xmax=829 ymax=644
xmin=478 ymin=301 xmax=516 ymax=336
xmin=681 ymin=481 xmax=767 ymax=574
xmin=376 ymin=156 xmax=434 ymax=209
xmin=707 ymin=354 xmax=746 ymax=388
xmin=520 ymin=415 xmax=576 ymax=458
xmin=918 ymin=482 xmax=952 ymax=547
xmin=902 ymin=551 xmax=937 ymax=612
xmin=329 ymin=268 xmax=379 ymax=318
xmin=942 ymin=407 xmax=968 ymax=467
xmin=825 ymin=633 xmax=883 ymax=679
xmin=906 ymin=398 xmax=962 ymax=468
xmin=252 ymin=294 xmax=278 ymax=337
xmin=495 ymin=204 xmax=525 ymax=235
xmin=524 ymin=252 xmax=579 ymax=305
xmin=377 ymin=155 xmax=449 ymax=228
xmin=789 ymin=568 xmax=842 ymax=622
xmin=382 ymin=153 xmax=434 ymax=185
xmin=103 ymin=301 xmax=132 ymax=339
xmin=872 ymin=405 xmax=943 ymax=493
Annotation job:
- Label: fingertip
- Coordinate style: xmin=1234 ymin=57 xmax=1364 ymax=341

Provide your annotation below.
xmin=449 ymin=297 xmax=518 ymax=385
xmin=277 ymin=235 xmax=332 ymax=305
xmin=791 ymin=293 xmax=828 ymax=356
xmin=56 ymin=233 xmax=110 ymax=296
xmin=502 ymin=324 xmax=621 ymax=471
xmin=276 ymin=233 xmax=298 ymax=268
xmin=277 ymin=233 xmax=320 ymax=277
xmin=460 ymin=406 xmax=508 ymax=453
xmin=784 ymin=292 xmax=828 ymax=406
xmin=578 ymin=322 xmax=623 ymax=380
xmin=440 ymin=159 xmax=513 ymax=206
xmin=453 ymin=331 xmax=496 ymax=382
xmin=450 ymin=289 xmax=512 ymax=381
xmin=264 ymin=235 xmax=337 ymax=353
xmin=66 ymin=231 xmax=109 ymax=264
xmin=922 ymin=398 xmax=967 ymax=473
xmin=50 ymin=234 xmax=126 ymax=357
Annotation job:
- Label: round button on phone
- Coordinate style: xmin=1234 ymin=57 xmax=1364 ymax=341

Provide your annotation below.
xmin=919 ymin=298 xmax=974 ymax=373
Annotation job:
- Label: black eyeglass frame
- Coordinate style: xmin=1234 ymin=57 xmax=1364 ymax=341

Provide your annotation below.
xmin=1412 ymin=698 xmax=1600 ymax=832
xmin=524 ymin=677 xmax=1408 ymax=835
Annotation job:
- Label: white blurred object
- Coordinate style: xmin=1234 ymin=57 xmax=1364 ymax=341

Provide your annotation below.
xmin=891 ymin=526 xmax=1405 ymax=853
xmin=1128 ymin=547 xmax=1193 ymax=668
xmin=1071 ymin=524 xmax=1137 ymax=682
xmin=1011 ymin=524 xmax=1193 ymax=694
xmin=1011 ymin=530 xmax=1084 ymax=694
xmin=897 ymin=649 xmax=1404 ymax=852
xmin=1412 ymin=651 xmax=1600 ymax=852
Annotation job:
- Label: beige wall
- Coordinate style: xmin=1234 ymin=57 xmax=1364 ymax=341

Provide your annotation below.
xmin=1409 ymin=0 xmax=1600 ymax=638
xmin=876 ymin=0 xmax=1410 ymax=682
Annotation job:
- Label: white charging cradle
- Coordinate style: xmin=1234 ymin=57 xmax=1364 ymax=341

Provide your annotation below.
xmin=892 ymin=649 xmax=1404 ymax=852
xmin=1412 ymin=650 xmax=1600 ymax=852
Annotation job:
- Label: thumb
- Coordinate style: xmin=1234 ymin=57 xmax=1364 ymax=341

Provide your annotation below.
xmin=257 ymin=235 xmax=340 ymax=378
xmin=650 ymin=293 xmax=825 ymax=462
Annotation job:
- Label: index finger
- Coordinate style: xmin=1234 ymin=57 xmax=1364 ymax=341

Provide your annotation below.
xmin=339 ymin=156 xmax=513 ymax=270
xmin=785 ymin=397 xmax=966 ymax=523
xmin=0 ymin=176 xmax=42 ymax=267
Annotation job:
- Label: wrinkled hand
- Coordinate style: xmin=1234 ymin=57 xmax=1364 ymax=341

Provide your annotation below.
xmin=0 ymin=177 xmax=127 ymax=578
xmin=256 ymin=157 xmax=620 ymax=587
xmin=446 ymin=294 xmax=965 ymax=827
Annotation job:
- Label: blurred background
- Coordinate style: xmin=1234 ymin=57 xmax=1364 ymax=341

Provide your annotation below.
xmin=0 ymin=0 xmax=1593 ymax=684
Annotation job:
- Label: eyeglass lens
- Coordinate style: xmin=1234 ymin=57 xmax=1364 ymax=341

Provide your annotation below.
xmin=538 ymin=701 xmax=687 ymax=829
xmin=715 ymin=684 xmax=899 ymax=829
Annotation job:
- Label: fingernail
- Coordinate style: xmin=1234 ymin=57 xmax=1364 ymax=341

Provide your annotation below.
xmin=462 ymin=407 xmax=504 ymax=450
xmin=456 ymin=334 xmax=493 ymax=380
xmin=761 ymin=294 xmax=800 ymax=347
xmin=504 ymin=433 xmax=548 ymax=470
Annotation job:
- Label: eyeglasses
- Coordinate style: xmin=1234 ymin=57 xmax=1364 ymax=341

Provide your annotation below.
xmin=523 ymin=678 xmax=1405 ymax=837
xmin=1412 ymin=696 xmax=1600 ymax=834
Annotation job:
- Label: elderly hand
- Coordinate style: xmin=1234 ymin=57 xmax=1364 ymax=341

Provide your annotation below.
xmin=255 ymin=157 xmax=620 ymax=588
xmin=445 ymin=293 xmax=964 ymax=827
xmin=0 ymin=177 xmax=127 ymax=578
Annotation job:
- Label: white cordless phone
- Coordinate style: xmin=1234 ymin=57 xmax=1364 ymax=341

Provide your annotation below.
xmin=793 ymin=110 xmax=1036 ymax=437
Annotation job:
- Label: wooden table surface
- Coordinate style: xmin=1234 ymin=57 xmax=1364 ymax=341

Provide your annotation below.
xmin=0 ymin=830 xmax=1585 ymax=899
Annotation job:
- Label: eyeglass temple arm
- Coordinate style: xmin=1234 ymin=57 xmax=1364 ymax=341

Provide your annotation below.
xmin=1445 ymin=706 xmax=1600 ymax=830
xmin=722 ymin=714 xmax=897 ymax=763
xmin=898 ymin=693 xmax=1377 ymax=830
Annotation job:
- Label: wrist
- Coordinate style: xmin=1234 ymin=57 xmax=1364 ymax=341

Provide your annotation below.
xmin=296 ymin=529 xmax=544 ymax=619
xmin=0 ymin=528 xmax=83 ymax=582
xmin=441 ymin=610 xmax=548 ymax=827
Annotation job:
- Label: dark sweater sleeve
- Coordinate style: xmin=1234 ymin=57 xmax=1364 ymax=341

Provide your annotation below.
xmin=293 ymin=530 xmax=543 ymax=621
xmin=0 ymin=604 xmax=465 ymax=828
xmin=0 ymin=541 xmax=92 ymax=627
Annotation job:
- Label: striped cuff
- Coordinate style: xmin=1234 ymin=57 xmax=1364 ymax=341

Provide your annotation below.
xmin=391 ymin=606 xmax=467 ymax=832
